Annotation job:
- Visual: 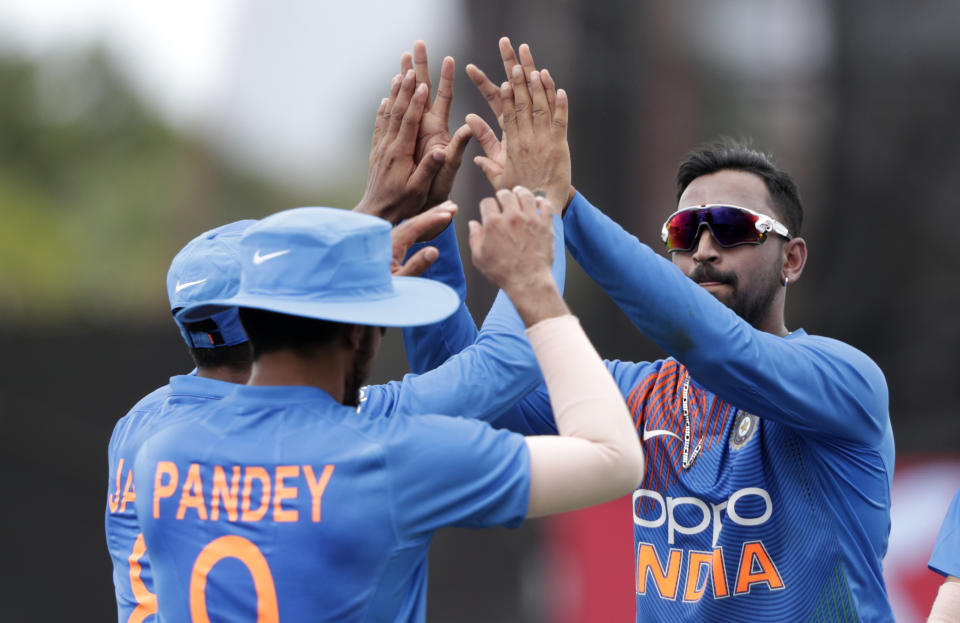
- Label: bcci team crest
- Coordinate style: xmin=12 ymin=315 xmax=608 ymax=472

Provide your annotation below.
xmin=730 ymin=411 xmax=759 ymax=450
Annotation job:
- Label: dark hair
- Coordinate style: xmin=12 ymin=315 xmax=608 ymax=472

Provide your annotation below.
xmin=238 ymin=307 xmax=344 ymax=360
xmin=187 ymin=342 xmax=253 ymax=371
xmin=676 ymin=138 xmax=803 ymax=237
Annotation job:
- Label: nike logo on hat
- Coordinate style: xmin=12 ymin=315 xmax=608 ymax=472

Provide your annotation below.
xmin=253 ymin=249 xmax=291 ymax=264
xmin=175 ymin=278 xmax=208 ymax=293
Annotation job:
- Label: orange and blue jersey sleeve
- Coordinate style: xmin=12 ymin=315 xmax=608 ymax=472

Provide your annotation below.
xmin=368 ymin=215 xmax=566 ymax=425
xmin=930 ymin=487 xmax=960 ymax=578
xmin=563 ymin=192 xmax=891 ymax=447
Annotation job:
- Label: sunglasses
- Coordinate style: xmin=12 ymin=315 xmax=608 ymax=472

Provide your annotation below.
xmin=660 ymin=204 xmax=792 ymax=252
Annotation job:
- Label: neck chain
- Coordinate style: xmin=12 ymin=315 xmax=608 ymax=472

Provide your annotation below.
xmin=681 ymin=375 xmax=704 ymax=470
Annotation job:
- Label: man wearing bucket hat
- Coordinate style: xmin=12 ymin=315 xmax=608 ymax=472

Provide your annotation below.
xmin=132 ymin=188 xmax=643 ymax=622
xmin=104 ymin=56 xmax=475 ymax=621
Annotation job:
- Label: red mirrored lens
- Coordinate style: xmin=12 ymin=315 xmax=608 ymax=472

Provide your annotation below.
xmin=665 ymin=206 xmax=763 ymax=251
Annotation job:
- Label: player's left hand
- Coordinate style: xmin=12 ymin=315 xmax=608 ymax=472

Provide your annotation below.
xmin=391 ymin=201 xmax=458 ymax=277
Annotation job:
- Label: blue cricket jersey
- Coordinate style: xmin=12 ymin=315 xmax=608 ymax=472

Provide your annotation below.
xmin=404 ymin=193 xmax=896 ymax=621
xmin=133 ymin=384 xmax=530 ymax=622
xmin=106 ymin=373 xmax=239 ymax=622
xmin=120 ymin=218 xmax=566 ymax=622
xmin=930 ymin=487 xmax=960 ymax=578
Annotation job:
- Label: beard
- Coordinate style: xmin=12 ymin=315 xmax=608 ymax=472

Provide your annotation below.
xmin=689 ymin=260 xmax=782 ymax=330
xmin=342 ymin=326 xmax=379 ymax=408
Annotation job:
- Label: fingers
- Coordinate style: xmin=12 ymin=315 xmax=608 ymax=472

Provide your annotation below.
xmin=552 ymin=88 xmax=569 ymax=140
xmin=394 ymin=246 xmax=438 ymax=277
xmin=499 ymin=81 xmax=518 ymax=143
xmin=512 ymin=186 xmax=538 ymax=217
xmin=406 ymin=147 xmax=446 ymax=196
xmin=388 ymin=70 xmax=417 ymax=139
xmin=400 ymin=52 xmax=413 ymax=80
xmin=394 ymin=201 xmax=457 ymax=247
xmin=465 ymin=63 xmax=502 ymax=118
xmin=429 ymin=123 xmax=473 ymax=202
xmin=499 ymin=36 xmax=520 ymax=80
xmin=473 ymin=156 xmax=504 ymax=188
xmin=370 ymin=97 xmax=389 ymax=154
xmin=510 ymin=65 xmax=533 ymax=135
xmin=478 ymin=195 xmax=502 ymax=223
xmin=495 ymin=188 xmax=522 ymax=218
xmin=397 ymin=82 xmax=429 ymax=150
xmin=541 ymin=68 xmax=557 ymax=114
xmin=433 ymin=55 xmax=455 ymax=122
xmin=517 ymin=43 xmax=538 ymax=77
xmin=412 ymin=40 xmax=432 ymax=103
xmin=465 ymin=113 xmax=501 ymax=159
xmin=467 ymin=219 xmax=484 ymax=261
xmin=527 ymin=70 xmax=550 ymax=132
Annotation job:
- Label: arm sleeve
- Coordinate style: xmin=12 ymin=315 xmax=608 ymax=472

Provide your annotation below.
xmin=930 ymin=488 xmax=960 ymax=578
xmin=563 ymin=192 xmax=889 ymax=445
xmin=401 ymin=214 xmax=567 ymax=373
xmin=401 ymin=221 xmax=478 ymax=373
xmin=523 ymin=315 xmax=644 ymax=517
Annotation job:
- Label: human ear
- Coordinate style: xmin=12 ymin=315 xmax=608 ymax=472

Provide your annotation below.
xmin=782 ymin=237 xmax=807 ymax=285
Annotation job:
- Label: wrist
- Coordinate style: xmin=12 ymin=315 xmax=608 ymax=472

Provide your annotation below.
xmin=502 ymin=271 xmax=568 ymax=327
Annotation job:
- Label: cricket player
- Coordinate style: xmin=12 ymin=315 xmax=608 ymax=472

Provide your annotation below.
xmin=105 ymin=219 xmax=256 ymax=622
xmin=132 ymin=192 xmax=643 ymax=622
xmin=929 ymin=487 xmax=960 ymax=622
xmin=104 ymin=61 xmax=484 ymax=622
xmin=408 ymin=38 xmax=895 ymax=621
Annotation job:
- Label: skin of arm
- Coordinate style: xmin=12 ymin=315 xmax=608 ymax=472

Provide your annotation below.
xmin=469 ymin=187 xmax=643 ymax=517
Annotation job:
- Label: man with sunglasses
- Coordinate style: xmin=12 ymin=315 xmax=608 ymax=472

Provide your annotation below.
xmin=410 ymin=37 xmax=894 ymax=622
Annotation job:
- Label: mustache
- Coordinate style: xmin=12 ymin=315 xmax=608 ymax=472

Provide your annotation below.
xmin=688 ymin=265 xmax=736 ymax=286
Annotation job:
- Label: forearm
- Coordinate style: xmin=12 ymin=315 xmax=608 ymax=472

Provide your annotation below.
xmin=930 ymin=578 xmax=960 ymax=623
xmin=524 ymin=315 xmax=644 ymax=518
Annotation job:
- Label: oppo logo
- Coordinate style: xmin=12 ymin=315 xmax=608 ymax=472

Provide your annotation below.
xmin=632 ymin=487 xmax=773 ymax=547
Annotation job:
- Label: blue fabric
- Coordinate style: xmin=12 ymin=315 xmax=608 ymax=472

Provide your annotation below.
xmin=167 ymin=220 xmax=255 ymax=348
xmin=400 ymin=193 xmax=895 ymax=621
xmin=177 ymin=207 xmax=459 ymax=328
xmin=132 ymin=384 xmax=530 ymax=623
xmin=930 ymin=487 xmax=960 ymax=578
xmin=402 ymin=214 xmax=566 ymax=377
xmin=105 ymin=373 xmax=239 ymax=623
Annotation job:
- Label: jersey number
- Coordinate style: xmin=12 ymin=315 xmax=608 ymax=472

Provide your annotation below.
xmin=191 ymin=535 xmax=280 ymax=622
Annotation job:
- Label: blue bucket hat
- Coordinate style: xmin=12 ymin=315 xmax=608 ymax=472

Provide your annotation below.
xmin=176 ymin=207 xmax=459 ymax=327
xmin=166 ymin=220 xmax=257 ymax=348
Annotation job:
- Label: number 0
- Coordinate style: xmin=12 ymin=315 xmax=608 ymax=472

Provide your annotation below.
xmin=190 ymin=535 xmax=280 ymax=622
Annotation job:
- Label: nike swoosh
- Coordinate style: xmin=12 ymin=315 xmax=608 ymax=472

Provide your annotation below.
xmin=175 ymin=278 xmax=208 ymax=293
xmin=642 ymin=429 xmax=682 ymax=441
xmin=252 ymin=249 xmax=291 ymax=265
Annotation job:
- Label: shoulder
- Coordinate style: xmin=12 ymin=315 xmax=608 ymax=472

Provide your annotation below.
xmin=792 ymin=332 xmax=887 ymax=394
xmin=109 ymin=383 xmax=173 ymax=451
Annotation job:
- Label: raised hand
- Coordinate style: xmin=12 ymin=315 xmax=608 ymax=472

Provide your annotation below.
xmin=464 ymin=38 xmax=572 ymax=213
xmin=355 ymin=70 xmax=445 ymax=224
xmin=469 ymin=187 xmax=554 ymax=290
xmin=406 ymin=41 xmax=473 ymax=210
xmin=391 ymin=202 xmax=458 ymax=277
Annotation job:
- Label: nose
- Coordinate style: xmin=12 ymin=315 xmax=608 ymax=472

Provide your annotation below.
xmin=691 ymin=225 xmax=720 ymax=264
